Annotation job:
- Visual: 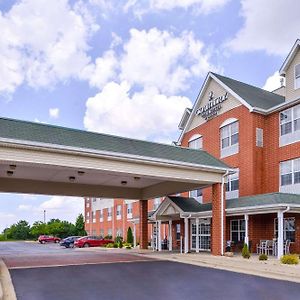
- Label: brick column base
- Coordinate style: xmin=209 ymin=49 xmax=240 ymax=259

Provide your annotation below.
xmin=211 ymin=183 xmax=225 ymax=256
xmin=139 ymin=200 xmax=148 ymax=249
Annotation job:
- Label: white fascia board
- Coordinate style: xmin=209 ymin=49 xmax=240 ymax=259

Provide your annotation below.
xmin=279 ymin=39 xmax=300 ymax=76
xmin=178 ymin=108 xmax=191 ymax=130
xmin=0 ymin=137 xmax=232 ymax=174
xmin=181 ymin=212 xmax=212 ymax=218
xmin=152 ymin=197 xmax=184 ymax=220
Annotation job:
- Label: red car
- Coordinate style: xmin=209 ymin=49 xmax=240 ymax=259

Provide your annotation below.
xmin=74 ymin=236 xmax=114 ymax=248
xmin=38 ymin=235 xmax=61 ymax=244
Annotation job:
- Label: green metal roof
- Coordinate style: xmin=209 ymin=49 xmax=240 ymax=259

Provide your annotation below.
xmin=212 ymin=73 xmax=285 ymax=110
xmin=167 ymin=193 xmax=300 ymax=213
xmin=0 ymin=117 xmax=229 ymax=170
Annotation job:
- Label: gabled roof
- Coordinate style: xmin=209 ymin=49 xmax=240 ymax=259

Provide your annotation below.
xmin=0 ymin=117 xmax=230 ymax=171
xmin=280 ymin=39 xmax=300 ymax=76
xmin=168 ymin=196 xmax=212 ymax=212
xmin=212 ymin=73 xmax=285 ymax=110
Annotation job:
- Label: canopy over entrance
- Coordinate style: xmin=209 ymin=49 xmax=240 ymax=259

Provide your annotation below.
xmin=0 ymin=117 xmax=232 ymax=199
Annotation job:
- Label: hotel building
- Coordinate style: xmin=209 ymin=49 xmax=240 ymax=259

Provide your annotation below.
xmin=85 ymin=39 xmax=300 ymax=256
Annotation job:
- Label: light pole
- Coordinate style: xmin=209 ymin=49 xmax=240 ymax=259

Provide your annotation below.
xmin=43 ymin=210 xmax=46 ymax=224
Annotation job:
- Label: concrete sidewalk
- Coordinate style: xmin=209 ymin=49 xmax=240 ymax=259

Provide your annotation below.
xmin=134 ymin=250 xmax=300 ymax=283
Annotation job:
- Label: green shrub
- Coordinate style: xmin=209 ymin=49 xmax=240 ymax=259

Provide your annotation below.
xmin=106 ymin=243 xmax=114 ymax=248
xmin=280 ymin=254 xmax=299 ymax=265
xmin=115 ymin=236 xmax=123 ymax=244
xmin=259 ymin=254 xmax=268 ymax=261
xmin=0 ymin=234 xmax=7 ymax=241
xmin=118 ymin=240 xmax=123 ymax=248
xmin=125 ymin=246 xmax=131 ymax=249
xmin=242 ymin=243 xmax=250 ymax=259
xmin=104 ymin=235 xmax=112 ymax=240
xmin=123 ymin=242 xmax=132 ymax=247
xmin=113 ymin=243 xmax=118 ymax=248
xmin=126 ymin=227 xmax=133 ymax=245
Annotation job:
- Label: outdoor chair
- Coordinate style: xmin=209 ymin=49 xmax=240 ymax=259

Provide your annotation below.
xmin=256 ymin=240 xmax=267 ymax=254
xmin=265 ymin=240 xmax=274 ymax=255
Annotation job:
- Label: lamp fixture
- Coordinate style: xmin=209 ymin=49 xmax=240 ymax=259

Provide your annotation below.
xmin=121 ymin=180 xmax=127 ymax=185
xmin=7 ymin=170 xmax=14 ymax=176
xmin=9 ymin=164 xmax=16 ymax=170
xmin=78 ymin=171 xmax=85 ymax=176
xmin=134 ymin=176 xmax=141 ymax=181
xmin=69 ymin=176 xmax=76 ymax=182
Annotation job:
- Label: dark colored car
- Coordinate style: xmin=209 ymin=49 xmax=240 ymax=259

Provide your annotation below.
xmin=60 ymin=236 xmax=81 ymax=248
xmin=74 ymin=236 xmax=114 ymax=248
xmin=38 ymin=235 xmax=61 ymax=244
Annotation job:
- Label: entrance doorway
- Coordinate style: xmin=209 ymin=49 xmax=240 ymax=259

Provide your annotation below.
xmin=191 ymin=219 xmax=211 ymax=251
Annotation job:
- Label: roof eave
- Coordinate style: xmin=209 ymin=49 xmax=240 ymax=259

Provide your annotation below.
xmin=279 ymin=39 xmax=300 ymax=75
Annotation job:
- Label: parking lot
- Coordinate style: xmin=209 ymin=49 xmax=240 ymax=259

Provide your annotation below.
xmin=1 ymin=242 xmax=300 ymax=300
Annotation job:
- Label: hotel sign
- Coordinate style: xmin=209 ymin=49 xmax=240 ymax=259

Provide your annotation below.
xmin=195 ymin=91 xmax=228 ymax=120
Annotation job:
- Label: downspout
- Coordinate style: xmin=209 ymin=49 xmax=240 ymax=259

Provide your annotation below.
xmin=283 ymin=206 xmax=290 ymax=214
xmin=221 ymin=170 xmax=230 ymax=256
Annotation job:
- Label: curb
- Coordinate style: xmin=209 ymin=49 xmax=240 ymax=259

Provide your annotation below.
xmin=0 ymin=259 xmax=17 ymax=300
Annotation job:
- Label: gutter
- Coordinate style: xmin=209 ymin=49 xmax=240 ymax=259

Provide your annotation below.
xmin=221 ymin=170 xmax=229 ymax=256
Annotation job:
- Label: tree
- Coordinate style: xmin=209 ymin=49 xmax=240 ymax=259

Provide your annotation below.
xmin=75 ymin=214 xmax=86 ymax=236
xmin=30 ymin=221 xmax=48 ymax=238
xmin=126 ymin=227 xmax=133 ymax=244
xmin=6 ymin=220 xmax=31 ymax=240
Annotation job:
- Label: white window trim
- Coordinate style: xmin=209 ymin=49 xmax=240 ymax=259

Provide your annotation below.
xmin=274 ymin=217 xmax=295 ymax=242
xmin=189 ymin=189 xmax=203 ymax=203
xmin=226 ymin=169 xmax=239 ymax=199
xmin=295 ymin=63 xmax=300 ymax=90
xmin=188 ymin=134 xmax=203 ymax=149
xmin=220 ymin=118 xmax=238 ymax=128
xmin=230 ymin=219 xmax=245 ymax=242
xmin=220 ymin=119 xmax=239 ymax=158
xmin=280 ymin=158 xmax=300 ymax=194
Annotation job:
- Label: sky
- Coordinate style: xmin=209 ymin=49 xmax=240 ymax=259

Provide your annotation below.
xmin=0 ymin=0 xmax=299 ymax=231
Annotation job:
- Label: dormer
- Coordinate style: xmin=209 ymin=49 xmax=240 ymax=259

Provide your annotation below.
xmin=279 ymin=39 xmax=300 ymax=102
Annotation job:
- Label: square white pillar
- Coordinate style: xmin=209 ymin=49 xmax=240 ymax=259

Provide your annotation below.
xmin=168 ymin=220 xmax=172 ymax=251
xmin=158 ymin=220 xmax=162 ymax=251
xmin=196 ymin=218 xmax=199 ymax=253
xmin=184 ymin=218 xmax=189 ymax=253
xmin=277 ymin=211 xmax=284 ymax=259
xmin=244 ymin=214 xmax=249 ymax=246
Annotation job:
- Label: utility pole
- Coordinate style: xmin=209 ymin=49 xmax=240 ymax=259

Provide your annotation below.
xmin=43 ymin=210 xmax=46 ymax=224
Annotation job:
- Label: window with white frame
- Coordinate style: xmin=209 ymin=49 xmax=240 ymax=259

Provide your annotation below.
xmin=280 ymin=104 xmax=300 ymax=146
xmin=116 ymin=205 xmax=122 ymax=220
xmin=188 ymin=135 xmax=203 ymax=149
xmin=116 ymin=228 xmax=122 ymax=237
xmin=230 ymin=219 xmax=245 ymax=243
xmin=107 ymin=228 xmax=112 ymax=236
xmin=280 ymin=158 xmax=300 ymax=193
xmin=86 ymin=212 xmax=90 ymax=218
xmin=99 ymin=209 xmax=103 ymax=222
xmin=107 ymin=207 xmax=112 ymax=221
xmin=176 ymin=224 xmax=181 ymax=240
xmin=100 ymin=229 xmax=104 ymax=238
xmin=220 ymin=120 xmax=239 ymax=157
xmin=256 ymin=128 xmax=263 ymax=147
xmin=226 ymin=170 xmax=239 ymax=199
xmin=295 ymin=64 xmax=300 ymax=89
xmin=189 ymin=189 xmax=203 ymax=203
xmin=153 ymin=198 xmax=161 ymax=210
xmin=92 ymin=211 xmax=96 ymax=223
xmin=127 ymin=203 xmax=133 ymax=219
xmin=274 ymin=217 xmax=295 ymax=242
xmin=86 ymin=200 xmax=90 ymax=208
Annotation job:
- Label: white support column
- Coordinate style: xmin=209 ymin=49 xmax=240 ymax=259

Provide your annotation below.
xmin=168 ymin=220 xmax=172 ymax=251
xmin=196 ymin=218 xmax=199 ymax=253
xmin=158 ymin=220 xmax=162 ymax=251
xmin=184 ymin=218 xmax=189 ymax=253
xmin=277 ymin=211 xmax=284 ymax=259
xmin=244 ymin=214 xmax=249 ymax=246
xmin=133 ymin=223 xmax=137 ymax=248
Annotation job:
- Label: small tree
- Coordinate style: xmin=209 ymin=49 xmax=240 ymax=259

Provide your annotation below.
xmin=242 ymin=243 xmax=250 ymax=259
xmin=75 ymin=214 xmax=87 ymax=236
xmin=126 ymin=227 xmax=133 ymax=245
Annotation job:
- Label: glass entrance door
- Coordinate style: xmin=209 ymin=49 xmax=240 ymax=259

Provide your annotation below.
xmin=191 ymin=219 xmax=211 ymax=251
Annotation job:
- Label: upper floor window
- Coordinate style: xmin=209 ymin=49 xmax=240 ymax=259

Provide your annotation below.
xmin=189 ymin=189 xmax=203 ymax=203
xmin=116 ymin=205 xmax=122 ymax=219
xmin=280 ymin=105 xmax=300 ymax=136
xmin=226 ymin=170 xmax=239 ymax=199
xmin=220 ymin=119 xmax=239 ymax=158
xmin=153 ymin=198 xmax=161 ymax=210
xmin=280 ymin=158 xmax=300 ymax=186
xmin=107 ymin=207 xmax=112 ymax=220
xmin=127 ymin=203 xmax=133 ymax=217
xmin=99 ymin=209 xmax=103 ymax=222
xmin=188 ymin=135 xmax=203 ymax=149
xmin=295 ymin=64 xmax=300 ymax=89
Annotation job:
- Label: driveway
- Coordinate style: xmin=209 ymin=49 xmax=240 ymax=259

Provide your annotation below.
xmin=1 ymin=242 xmax=300 ymax=300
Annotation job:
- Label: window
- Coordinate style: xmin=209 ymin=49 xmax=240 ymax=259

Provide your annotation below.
xmin=189 ymin=189 xmax=203 ymax=203
xmin=295 ymin=64 xmax=300 ymax=89
xmin=116 ymin=205 xmax=122 ymax=220
xmin=100 ymin=229 xmax=104 ymax=238
xmin=220 ymin=120 xmax=239 ymax=158
xmin=99 ymin=209 xmax=103 ymax=222
xmin=107 ymin=207 xmax=112 ymax=221
xmin=86 ymin=201 xmax=90 ymax=208
xmin=127 ymin=203 xmax=133 ymax=218
xmin=176 ymin=224 xmax=181 ymax=240
xmin=274 ymin=217 xmax=295 ymax=242
xmin=86 ymin=212 xmax=90 ymax=217
xmin=153 ymin=198 xmax=161 ymax=210
xmin=280 ymin=104 xmax=300 ymax=146
xmin=92 ymin=211 xmax=96 ymax=223
xmin=230 ymin=219 xmax=245 ymax=243
xmin=280 ymin=158 xmax=300 ymax=187
xmin=188 ymin=135 xmax=203 ymax=149
xmin=226 ymin=170 xmax=239 ymax=199
xmin=107 ymin=228 xmax=112 ymax=236
xmin=256 ymin=128 xmax=263 ymax=147
xmin=116 ymin=228 xmax=122 ymax=237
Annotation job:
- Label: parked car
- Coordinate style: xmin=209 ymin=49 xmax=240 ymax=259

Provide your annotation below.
xmin=60 ymin=236 xmax=81 ymax=248
xmin=74 ymin=236 xmax=114 ymax=248
xmin=38 ymin=235 xmax=61 ymax=244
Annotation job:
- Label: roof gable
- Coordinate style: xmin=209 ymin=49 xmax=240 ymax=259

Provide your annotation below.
xmin=280 ymin=39 xmax=300 ymax=76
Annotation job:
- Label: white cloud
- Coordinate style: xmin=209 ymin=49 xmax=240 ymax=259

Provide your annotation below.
xmin=0 ymin=0 xmax=99 ymax=94
xmin=18 ymin=204 xmax=33 ymax=211
xmin=227 ymin=0 xmax=300 ymax=56
xmin=84 ymin=81 xmax=192 ymax=141
xmin=49 ymin=108 xmax=60 ymax=119
xmin=120 ymin=28 xmax=216 ymax=94
xmin=263 ymin=71 xmax=284 ymax=92
xmin=0 ymin=212 xmax=18 ymax=232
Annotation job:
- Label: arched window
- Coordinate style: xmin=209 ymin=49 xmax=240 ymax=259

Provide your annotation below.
xmin=188 ymin=134 xmax=203 ymax=149
xmin=220 ymin=118 xmax=239 ymax=158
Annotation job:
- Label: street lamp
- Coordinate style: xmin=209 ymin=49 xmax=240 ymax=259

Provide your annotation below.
xmin=43 ymin=210 xmax=46 ymax=224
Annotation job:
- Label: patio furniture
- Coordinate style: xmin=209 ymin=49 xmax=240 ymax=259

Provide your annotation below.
xmin=284 ymin=240 xmax=291 ymax=255
xmin=256 ymin=240 xmax=267 ymax=254
xmin=265 ymin=240 xmax=274 ymax=255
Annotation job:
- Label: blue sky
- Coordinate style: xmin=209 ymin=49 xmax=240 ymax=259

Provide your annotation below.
xmin=0 ymin=0 xmax=299 ymax=231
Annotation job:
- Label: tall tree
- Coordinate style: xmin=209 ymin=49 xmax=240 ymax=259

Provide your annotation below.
xmin=126 ymin=226 xmax=133 ymax=244
xmin=75 ymin=214 xmax=86 ymax=236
